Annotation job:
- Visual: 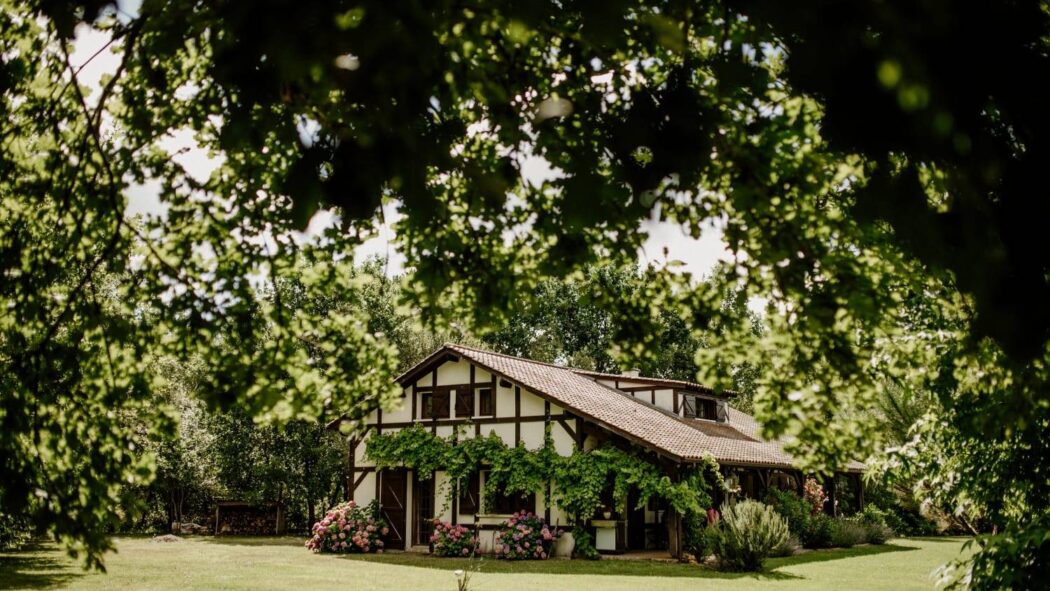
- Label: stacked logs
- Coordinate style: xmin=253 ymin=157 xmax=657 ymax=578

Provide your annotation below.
xmin=214 ymin=502 xmax=283 ymax=535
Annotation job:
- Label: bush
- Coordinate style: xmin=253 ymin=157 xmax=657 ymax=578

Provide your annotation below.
xmin=803 ymin=513 xmax=835 ymax=548
xmin=305 ymin=500 xmax=388 ymax=554
xmin=857 ymin=505 xmax=893 ymax=545
xmin=885 ymin=505 xmax=938 ymax=537
xmin=829 ymin=517 xmax=867 ymax=548
xmin=571 ymin=526 xmax=601 ymax=560
xmin=772 ymin=534 xmax=800 ymax=557
xmin=683 ymin=509 xmax=715 ymax=560
xmin=493 ymin=511 xmax=560 ymax=560
xmin=863 ymin=522 xmax=893 ymax=545
xmin=711 ymin=500 xmax=791 ymax=571
xmin=766 ymin=488 xmax=812 ymax=543
xmin=430 ymin=520 xmax=478 ymax=557
xmin=0 ymin=513 xmax=32 ymax=550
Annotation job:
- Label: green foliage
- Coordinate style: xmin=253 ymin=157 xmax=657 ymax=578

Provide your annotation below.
xmin=854 ymin=505 xmax=892 ymax=545
xmin=765 ymin=488 xmax=816 ymax=548
xmin=803 ymin=514 xmax=836 ymax=550
xmin=828 ymin=518 xmax=868 ymax=549
xmin=941 ymin=516 xmax=1050 ymax=591
xmin=883 ymin=505 xmax=937 ymax=537
xmin=4 ymin=0 xmax=1050 ymax=584
xmin=0 ymin=513 xmax=33 ymax=551
xmin=570 ymin=526 xmax=601 ymax=561
xmin=710 ymin=501 xmax=791 ymax=572
xmin=682 ymin=510 xmax=712 ymax=560
xmin=365 ymin=425 xmax=720 ymax=521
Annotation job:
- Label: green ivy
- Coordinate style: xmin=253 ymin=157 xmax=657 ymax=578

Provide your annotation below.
xmin=364 ymin=424 xmax=724 ymax=520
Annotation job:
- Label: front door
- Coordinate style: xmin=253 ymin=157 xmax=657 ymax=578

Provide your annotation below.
xmin=378 ymin=469 xmax=407 ymax=550
xmin=413 ymin=474 xmax=435 ymax=546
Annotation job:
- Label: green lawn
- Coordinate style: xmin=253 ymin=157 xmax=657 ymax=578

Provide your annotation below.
xmin=0 ymin=536 xmax=970 ymax=591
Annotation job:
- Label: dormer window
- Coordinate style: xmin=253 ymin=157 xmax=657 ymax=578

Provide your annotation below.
xmin=682 ymin=395 xmax=719 ymax=421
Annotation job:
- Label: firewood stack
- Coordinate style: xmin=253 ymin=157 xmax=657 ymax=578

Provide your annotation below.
xmin=214 ymin=502 xmax=282 ymax=536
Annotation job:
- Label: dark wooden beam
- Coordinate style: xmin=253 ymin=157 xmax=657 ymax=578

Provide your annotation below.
xmin=557 ymin=418 xmax=577 ymax=442
xmin=514 ymin=386 xmax=521 ymax=445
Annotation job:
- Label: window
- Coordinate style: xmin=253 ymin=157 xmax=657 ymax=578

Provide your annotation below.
xmin=478 ymin=388 xmax=494 ymax=416
xmin=481 ymin=471 xmax=535 ymax=514
xmin=697 ymin=398 xmax=717 ymax=420
xmin=458 ymin=472 xmax=480 ymax=515
xmin=682 ymin=395 xmax=718 ymax=420
xmin=421 ymin=389 xmax=450 ymax=419
xmin=454 ymin=387 xmax=474 ymax=418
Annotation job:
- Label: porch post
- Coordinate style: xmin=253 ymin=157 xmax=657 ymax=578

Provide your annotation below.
xmin=666 ymin=463 xmax=683 ymax=560
xmin=855 ymin=473 xmax=865 ymax=512
xmin=825 ymin=475 xmax=838 ymax=517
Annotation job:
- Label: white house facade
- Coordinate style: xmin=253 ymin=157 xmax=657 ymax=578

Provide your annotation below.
xmin=330 ymin=343 xmax=865 ymax=556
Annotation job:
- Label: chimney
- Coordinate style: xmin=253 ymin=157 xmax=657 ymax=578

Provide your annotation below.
xmin=621 ymin=368 xmax=641 ymax=378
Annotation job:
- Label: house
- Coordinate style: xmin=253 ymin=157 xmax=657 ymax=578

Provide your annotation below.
xmin=331 ymin=343 xmax=865 ymax=557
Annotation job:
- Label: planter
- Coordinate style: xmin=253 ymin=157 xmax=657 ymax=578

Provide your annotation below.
xmin=553 ymin=530 xmax=575 ymax=558
xmin=589 ymin=519 xmax=624 ymax=554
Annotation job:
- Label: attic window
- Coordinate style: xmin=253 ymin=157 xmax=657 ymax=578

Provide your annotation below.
xmin=682 ymin=395 xmax=718 ymax=421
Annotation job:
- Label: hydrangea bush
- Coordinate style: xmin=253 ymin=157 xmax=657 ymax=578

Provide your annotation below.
xmin=430 ymin=520 xmax=478 ymax=557
xmin=305 ymin=500 xmax=389 ymax=554
xmin=493 ymin=511 xmax=560 ymax=560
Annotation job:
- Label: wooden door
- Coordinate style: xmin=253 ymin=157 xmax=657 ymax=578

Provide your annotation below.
xmin=379 ymin=469 xmax=407 ymax=550
xmin=413 ymin=475 xmax=435 ymax=546
xmin=627 ymin=489 xmax=647 ymax=550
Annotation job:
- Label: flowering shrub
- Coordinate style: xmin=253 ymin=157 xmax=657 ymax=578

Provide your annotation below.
xmin=803 ymin=478 xmax=827 ymax=515
xmin=493 ymin=511 xmax=560 ymax=560
xmin=430 ymin=520 xmax=478 ymax=557
xmin=305 ymin=500 xmax=389 ymax=554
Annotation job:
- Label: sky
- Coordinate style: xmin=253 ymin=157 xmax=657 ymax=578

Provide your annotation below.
xmin=70 ymin=11 xmax=737 ymax=287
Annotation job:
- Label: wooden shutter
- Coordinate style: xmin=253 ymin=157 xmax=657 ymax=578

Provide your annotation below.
xmin=455 ymin=387 xmax=474 ymax=417
xmin=478 ymin=388 xmax=493 ymax=416
xmin=682 ymin=395 xmax=696 ymax=418
xmin=432 ymin=388 xmax=451 ymax=418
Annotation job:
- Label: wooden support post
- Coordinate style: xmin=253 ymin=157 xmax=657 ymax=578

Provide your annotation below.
xmin=825 ymin=476 xmax=838 ymax=517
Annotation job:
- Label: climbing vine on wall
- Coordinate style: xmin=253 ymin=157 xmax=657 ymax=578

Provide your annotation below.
xmin=364 ymin=424 xmax=725 ymax=520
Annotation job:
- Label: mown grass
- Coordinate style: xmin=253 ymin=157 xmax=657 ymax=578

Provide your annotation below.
xmin=0 ymin=535 xmax=970 ymax=591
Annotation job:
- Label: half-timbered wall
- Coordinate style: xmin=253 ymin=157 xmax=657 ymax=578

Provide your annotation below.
xmin=347 ymin=358 xmax=579 ymax=547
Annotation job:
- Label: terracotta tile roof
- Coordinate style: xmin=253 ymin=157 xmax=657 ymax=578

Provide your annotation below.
xmin=570 ymin=369 xmax=733 ymax=396
xmin=442 ymin=344 xmax=865 ymax=472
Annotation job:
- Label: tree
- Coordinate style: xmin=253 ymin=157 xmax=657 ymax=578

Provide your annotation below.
xmin=483 ymin=264 xmax=764 ymax=408
xmin=3 ymin=1 xmax=1049 ymax=585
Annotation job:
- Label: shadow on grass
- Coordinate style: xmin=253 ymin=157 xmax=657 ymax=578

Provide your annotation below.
xmin=192 ymin=535 xmax=305 ymax=547
xmin=906 ymin=536 xmax=972 ymax=544
xmin=0 ymin=545 xmax=84 ymax=590
xmin=766 ymin=542 xmax=917 ymax=569
xmin=333 ymin=542 xmax=920 ymax=581
xmin=337 ymin=552 xmax=802 ymax=580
